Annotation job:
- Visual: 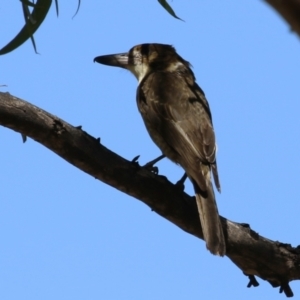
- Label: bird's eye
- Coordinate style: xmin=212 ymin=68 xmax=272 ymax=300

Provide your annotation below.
xmin=140 ymin=44 xmax=150 ymax=56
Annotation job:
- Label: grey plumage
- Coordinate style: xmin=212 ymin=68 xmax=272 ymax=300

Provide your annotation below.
xmin=94 ymin=43 xmax=226 ymax=256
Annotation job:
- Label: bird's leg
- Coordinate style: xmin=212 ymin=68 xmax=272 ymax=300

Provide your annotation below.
xmin=175 ymin=172 xmax=188 ymax=191
xmin=131 ymin=154 xmax=165 ymax=174
xmin=143 ymin=154 xmax=166 ymax=174
xmin=144 ymin=154 xmax=165 ymax=168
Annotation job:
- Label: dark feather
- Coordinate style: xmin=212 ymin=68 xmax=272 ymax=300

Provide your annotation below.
xmin=137 ymin=67 xmax=225 ymax=255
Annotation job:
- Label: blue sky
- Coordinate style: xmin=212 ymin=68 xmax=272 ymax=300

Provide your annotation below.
xmin=1 ymin=1 xmax=300 ymax=299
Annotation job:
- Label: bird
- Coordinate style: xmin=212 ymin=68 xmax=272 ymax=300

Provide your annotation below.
xmin=94 ymin=43 xmax=226 ymax=256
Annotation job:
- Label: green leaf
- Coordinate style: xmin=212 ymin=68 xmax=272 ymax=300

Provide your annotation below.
xmin=157 ymin=0 xmax=183 ymax=21
xmin=54 ymin=0 xmax=59 ymax=16
xmin=22 ymin=2 xmax=38 ymax=53
xmin=20 ymin=0 xmax=37 ymax=8
xmin=0 ymin=0 xmax=52 ymax=55
xmin=72 ymin=0 xmax=81 ymax=19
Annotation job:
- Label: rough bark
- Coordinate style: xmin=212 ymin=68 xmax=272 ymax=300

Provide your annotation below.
xmin=264 ymin=0 xmax=300 ymax=37
xmin=0 ymin=91 xmax=300 ymax=297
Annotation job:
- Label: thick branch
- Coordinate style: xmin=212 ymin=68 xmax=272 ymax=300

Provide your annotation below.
xmin=0 ymin=91 xmax=300 ymax=297
xmin=264 ymin=0 xmax=300 ymax=37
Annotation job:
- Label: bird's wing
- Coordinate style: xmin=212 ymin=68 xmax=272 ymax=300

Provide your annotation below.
xmin=138 ymin=71 xmax=225 ymax=255
xmin=138 ymin=71 xmax=219 ymax=191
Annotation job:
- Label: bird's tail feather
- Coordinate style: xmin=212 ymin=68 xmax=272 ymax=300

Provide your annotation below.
xmin=193 ymin=176 xmax=226 ymax=256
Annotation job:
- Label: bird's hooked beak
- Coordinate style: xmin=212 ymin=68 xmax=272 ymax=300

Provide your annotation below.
xmin=94 ymin=46 xmax=151 ymax=82
xmin=94 ymin=52 xmax=129 ymax=69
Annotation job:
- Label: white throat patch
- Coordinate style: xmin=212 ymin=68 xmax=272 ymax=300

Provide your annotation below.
xmin=129 ymin=63 xmax=151 ymax=83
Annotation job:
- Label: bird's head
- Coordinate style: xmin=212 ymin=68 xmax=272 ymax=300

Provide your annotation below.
xmin=94 ymin=43 xmax=191 ymax=83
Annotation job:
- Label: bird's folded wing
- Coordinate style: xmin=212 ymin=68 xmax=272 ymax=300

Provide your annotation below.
xmin=138 ymin=72 xmax=219 ymax=191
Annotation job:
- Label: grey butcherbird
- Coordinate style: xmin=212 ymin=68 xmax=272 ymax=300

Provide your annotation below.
xmin=94 ymin=43 xmax=226 ymax=256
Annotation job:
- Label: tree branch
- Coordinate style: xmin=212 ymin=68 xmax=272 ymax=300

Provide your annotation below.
xmin=264 ymin=0 xmax=300 ymax=37
xmin=0 ymin=91 xmax=299 ymax=297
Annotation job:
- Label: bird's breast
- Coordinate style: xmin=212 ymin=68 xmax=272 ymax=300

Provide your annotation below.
xmin=136 ymin=84 xmax=181 ymax=163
